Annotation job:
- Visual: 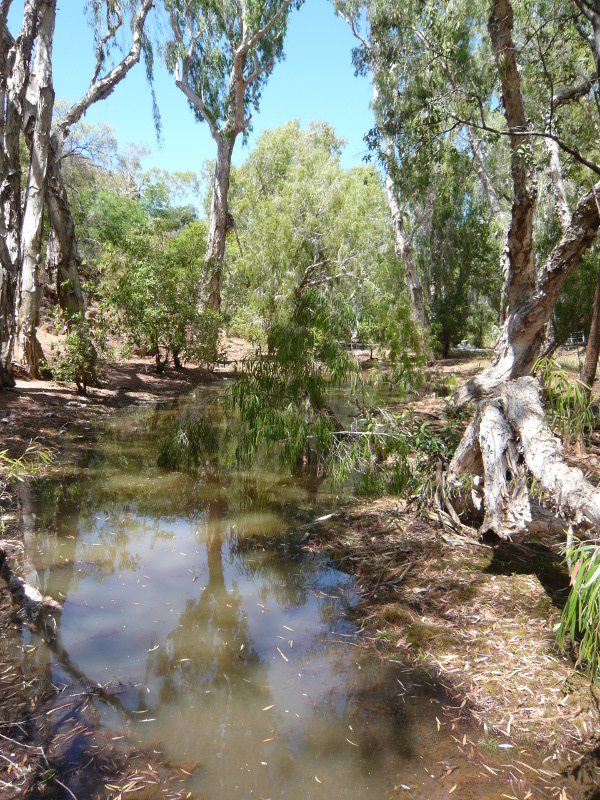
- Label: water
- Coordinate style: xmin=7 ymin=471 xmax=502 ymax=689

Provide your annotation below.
xmin=16 ymin=396 xmax=572 ymax=799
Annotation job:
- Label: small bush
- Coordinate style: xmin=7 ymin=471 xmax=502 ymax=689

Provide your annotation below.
xmin=47 ymin=311 xmax=100 ymax=395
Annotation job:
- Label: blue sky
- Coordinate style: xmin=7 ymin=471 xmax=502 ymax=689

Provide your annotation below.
xmin=9 ymin=0 xmax=374 ymax=174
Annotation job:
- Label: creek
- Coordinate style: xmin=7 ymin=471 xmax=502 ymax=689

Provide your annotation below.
xmin=17 ymin=390 xmax=563 ymax=799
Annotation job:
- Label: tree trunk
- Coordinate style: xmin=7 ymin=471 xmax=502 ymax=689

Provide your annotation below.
xmin=384 ymin=163 xmax=430 ymax=333
xmin=0 ymin=0 xmax=40 ymax=386
xmin=14 ymin=0 xmax=56 ymax=377
xmin=43 ymin=132 xmax=84 ymax=315
xmin=205 ymin=135 xmax=234 ymax=313
xmin=445 ymin=0 xmax=600 ymax=546
xmin=581 ymin=256 xmax=600 ymax=398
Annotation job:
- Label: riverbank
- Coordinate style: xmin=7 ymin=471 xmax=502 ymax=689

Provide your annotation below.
xmin=1 ymin=349 xmax=599 ymax=798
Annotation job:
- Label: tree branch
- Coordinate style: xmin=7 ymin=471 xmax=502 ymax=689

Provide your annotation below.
xmin=57 ymin=0 xmax=154 ymax=136
xmin=91 ymin=1 xmax=124 ymax=85
xmin=242 ymin=0 xmax=294 ymax=54
xmin=553 ymin=76 xmax=597 ymax=108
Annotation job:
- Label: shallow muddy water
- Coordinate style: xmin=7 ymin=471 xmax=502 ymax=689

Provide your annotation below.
xmin=17 ymin=395 xmax=577 ymax=799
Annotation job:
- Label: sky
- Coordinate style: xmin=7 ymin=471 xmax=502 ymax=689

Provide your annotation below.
xmin=8 ymin=0 xmax=375 ymax=175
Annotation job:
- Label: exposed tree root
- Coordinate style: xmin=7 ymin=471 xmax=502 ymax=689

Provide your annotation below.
xmin=447 ymin=376 xmax=600 ymax=542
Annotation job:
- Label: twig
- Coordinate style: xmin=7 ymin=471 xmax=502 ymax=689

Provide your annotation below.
xmin=53 ymin=777 xmax=80 ymax=800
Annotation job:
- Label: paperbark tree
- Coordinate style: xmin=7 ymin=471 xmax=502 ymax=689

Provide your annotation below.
xmin=2 ymin=0 xmax=154 ymax=380
xmin=581 ymin=259 xmax=600 ymax=397
xmin=0 ymin=0 xmax=42 ymax=386
xmin=448 ymin=0 xmax=600 ymax=542
xmin=164 ymin=0 xmax=301 ymax=312
xmin=14 ymin=0 xmax=57 ymax=374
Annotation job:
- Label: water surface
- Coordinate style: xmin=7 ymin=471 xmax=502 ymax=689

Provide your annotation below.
xmin=18 ymin=396 xmax=566 ymax=799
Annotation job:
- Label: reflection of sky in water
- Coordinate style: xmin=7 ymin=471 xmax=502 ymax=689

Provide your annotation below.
xmin=23 ymin=402 xmax=529 ymax=800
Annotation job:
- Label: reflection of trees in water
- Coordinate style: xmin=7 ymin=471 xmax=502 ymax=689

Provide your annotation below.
xmin=16 ymin=397 xmax=378 ymax=793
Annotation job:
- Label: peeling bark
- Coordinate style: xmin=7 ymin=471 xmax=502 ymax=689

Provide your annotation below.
xmin=446 ymin=0 xmax=600 ymax=546
xmin=0 ymin=0 xmax=40 ymax=386
xmin=488 ymin=0 xmax=538 ymax=313
xmin=205 ymin=136 xmax=234 ymax=312
xmin=42 ymin=0 xmax=153 ymax=318
xmin=15 ymin=0 xmax=57 ymax=377
xmin=43 ymin=134 xmax=85 ymax=314
xmin=456 ymin=179 xmax=600 ymax=405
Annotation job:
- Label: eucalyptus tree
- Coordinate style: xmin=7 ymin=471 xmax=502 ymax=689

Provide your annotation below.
xmin=0 ymin=0 xmax=55 ymax=387
xmin=41 ymin=0 xmax=154 ymax=326
xmin=335 ymin=0 xmax=431 ymax=338
xmin=442 ymin=0 xmax=600 ymax=544
xmin=338 ymin=0 xmax=600 ymax=541
xmin=163 ymin=0 xmax=302 ymax=313
xmin=1 ymin=0 xmax=155 ymax=383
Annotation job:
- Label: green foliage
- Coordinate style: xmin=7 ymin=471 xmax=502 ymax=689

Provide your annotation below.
xmin=533 ymin=357 xmax=595 ymax=445
xmin=107 ymin=219 xmax=224 ymax=371
xmin=225 ymin=121 xmax=416 ymax=352
xmin=0 ymin=442 xmax=53 ymax=483
xmin=46 ymin=310 xmax=101 ymax=395
xmin=330 ymin=403 xmax=467 ymax=498
xmin=552 ymin=253 xmax=598 ymax=347
xmin=556 ymin=539 xmax=600 ymax=681
xmin=230 ymin=288 xmax=355 ymax=472
xmin=164 ymin=0 xmax=302 ymax=141
xmin=416 ymin=149 xmax=502 ymax=356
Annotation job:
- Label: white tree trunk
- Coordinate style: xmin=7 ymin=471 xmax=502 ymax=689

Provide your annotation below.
xmin=0 ymin=0 xmax=40 ymax=385
xmin=41 ymin=0 xmax=153 ymax=319
xmin=14 ymin=0 xmax=56 ymax=377
xmin=383 ymin=159 xmax=430 ymax=333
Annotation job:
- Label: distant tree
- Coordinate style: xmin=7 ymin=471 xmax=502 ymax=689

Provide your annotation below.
xmin=163 ymin=0 xmax=302 ymax=312
xmin=108 ymin=219 xmax=222 ymax=372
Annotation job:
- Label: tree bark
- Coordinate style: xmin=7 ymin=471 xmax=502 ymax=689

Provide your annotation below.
xmin=205 ymin=135 xmax=234 ymax=312
xmin=446 ymin=0 xmax=600 ymax=546
xmin=581 ymin=255 xmax=600 ymax=397
xmin=43 ymin=132 xmax=85 ymax=315
xmin=0 ymin=0 xmax=40 ymax=386
xmin=383 ymin=153 xmax=430 ymax=334
xmin=14 ymin=0 xmax=56 ymax=377
xmin=455 ymin=179 xmax=600 ymax=405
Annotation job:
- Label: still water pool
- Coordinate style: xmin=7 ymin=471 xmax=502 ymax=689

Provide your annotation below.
xmin=18 ymin=395 xmax=569 ymax=799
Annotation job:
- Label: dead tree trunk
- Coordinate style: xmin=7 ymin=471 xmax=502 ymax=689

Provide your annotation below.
xmin=447 ymin=0 xmax=600 ymax=543
xmin=14 ymin=0 xmax=57 ymax=377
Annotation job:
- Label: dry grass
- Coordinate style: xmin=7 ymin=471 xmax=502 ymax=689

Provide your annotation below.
xmin=305 ymin=498 xmax=600 ymax=795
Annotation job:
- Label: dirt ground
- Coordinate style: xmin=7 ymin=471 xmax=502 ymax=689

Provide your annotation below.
xmin=1 ymin=346 xmax=600 ymax=798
